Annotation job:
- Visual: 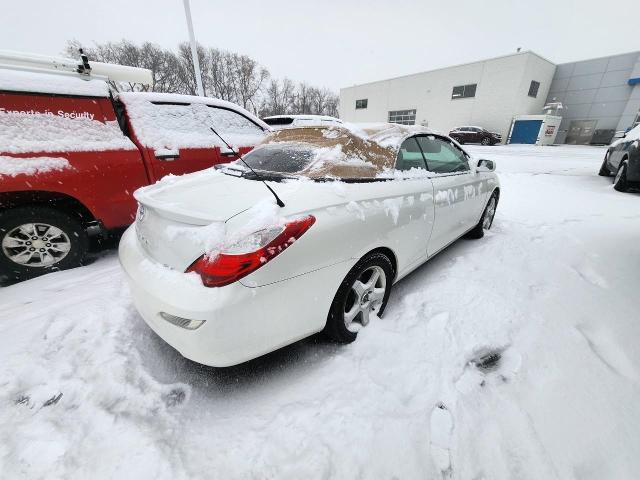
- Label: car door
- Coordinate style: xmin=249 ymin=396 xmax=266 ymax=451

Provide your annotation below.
xmin=467 ymin=127 xmax=480 ymax=143
xmin=457 ymin=127 xmax=470 ymax=142
xmin=608 ymin=139 xmax=632 ymax=171
xmin=415 ymin=135 xmax=486 ymax=256
xmin=389 ymin=136 xmax=435 ymax=265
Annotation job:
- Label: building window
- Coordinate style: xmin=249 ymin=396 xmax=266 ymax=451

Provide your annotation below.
xmin=388 ymin=109 xmax=416 ymax=125
xmin=528 ymin=80 xmax=540 ymax=98
xmin=355 ymin=99 xmax=368 ymax=109
xmin=451 ymin=84 xmax=477 ymax=99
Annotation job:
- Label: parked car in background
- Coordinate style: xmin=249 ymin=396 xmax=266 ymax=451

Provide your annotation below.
xmin=0 ymin=62 xmax=269 ymax=281
xmin=119 ymin=124 xmax=500 ymax=366
xmin=599 ymin=124 xmax=640 ymax=192
xmin=262 ymin=114 xmax=342 ymax=130
xmin=449 ymin=126 xmax=501 ymax=145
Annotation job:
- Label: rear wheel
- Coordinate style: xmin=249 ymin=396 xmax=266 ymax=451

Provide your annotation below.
xmin=0 ymin=206 xmax=89 ymax=281
xmin=598 ymin=152 xmax=611 ymax=176
xmin=613 ymin=161 xmax=629 ymax=192
xmin=324 ymin=252 xmax=394 ymax=343
xmin=466 ymin=191 xmax=498 ymax=239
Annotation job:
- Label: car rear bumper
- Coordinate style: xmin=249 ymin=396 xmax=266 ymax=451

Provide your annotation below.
xmin=118 ymin=226 xmax=352 ymax=366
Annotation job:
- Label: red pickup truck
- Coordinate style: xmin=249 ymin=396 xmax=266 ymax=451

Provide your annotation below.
xmin=0 ymin=67 xmax=269 ymax=281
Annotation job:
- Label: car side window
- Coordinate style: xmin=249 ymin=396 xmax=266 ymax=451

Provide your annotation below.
xmin=416 ymin=136 xmax=470 ymax=174
xmin=395 ymin=137 xmax=427 ymax=171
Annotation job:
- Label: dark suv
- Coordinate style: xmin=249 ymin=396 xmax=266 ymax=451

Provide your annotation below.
xmin=598 ymin=125 xmax=639 ymax=192
xmin=449 ymin=126 xmax=501 ymax=145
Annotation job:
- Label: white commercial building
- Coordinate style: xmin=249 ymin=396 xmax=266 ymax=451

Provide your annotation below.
xmin=340 ymin=50 xmax=640 ymax=145
xmin=340 ymin=51 xmax=556 ymax=140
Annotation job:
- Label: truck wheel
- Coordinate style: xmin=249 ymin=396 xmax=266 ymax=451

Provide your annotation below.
xmin=0 ymin=206 xmax=89 ymax=281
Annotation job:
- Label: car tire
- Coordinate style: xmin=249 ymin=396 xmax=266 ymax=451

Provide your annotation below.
xmin=613 ymin=161 xmax=629 ymax=192
xmin=598 ymin=153 xmax=611 ymax=176
xmin=324 ymin=252 xmax=394 ymax=343
xmin=466 ymin=191 xmax=499 ymax=240
xmin=481 ymin=137 xmax=491 ymax=146
xmin=0 ymin=206 xmax=89 ymax=281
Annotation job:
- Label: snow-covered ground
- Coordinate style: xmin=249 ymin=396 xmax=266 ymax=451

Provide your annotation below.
xmin=1 ymin=145 xmax=639 ymax=479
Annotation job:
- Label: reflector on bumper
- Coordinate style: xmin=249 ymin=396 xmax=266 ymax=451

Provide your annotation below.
xmin=159 ymin=312 xmax=206 ymax=330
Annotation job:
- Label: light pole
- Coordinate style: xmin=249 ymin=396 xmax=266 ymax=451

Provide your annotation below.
xmin=183 ymin=0 xmax=205 ymax=96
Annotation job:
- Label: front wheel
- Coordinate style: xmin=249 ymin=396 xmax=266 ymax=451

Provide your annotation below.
xmin=466 ymin=191 xmax=498 ymax=239
xmin=0 ymin=206 xmax=89 ymax=281
xmin=481 ymin=137 xmax=491 ymax=146
xmin=613 ymin=161 xmax=629 ymax=192
xmin=324 ymin=252 xmax=394 ymax=343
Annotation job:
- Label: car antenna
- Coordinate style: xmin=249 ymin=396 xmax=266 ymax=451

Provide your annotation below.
xmin=209 ymin=126 xmax=285 ymax=208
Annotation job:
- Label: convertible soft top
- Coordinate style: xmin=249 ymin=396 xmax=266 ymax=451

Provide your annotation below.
xmin=259 ymin=123 xmax=433 ymax=179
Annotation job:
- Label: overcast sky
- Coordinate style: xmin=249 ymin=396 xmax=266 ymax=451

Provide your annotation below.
xmin=2 ymin=0 xmax=638 ymax=91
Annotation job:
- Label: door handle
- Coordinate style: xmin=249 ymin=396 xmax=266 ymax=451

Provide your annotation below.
xmin=154 ymin=149 xmax=180 ymax=161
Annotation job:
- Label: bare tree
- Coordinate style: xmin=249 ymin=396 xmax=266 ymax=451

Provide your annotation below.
xmin=63 ymin=39 xmax=339 ymax=118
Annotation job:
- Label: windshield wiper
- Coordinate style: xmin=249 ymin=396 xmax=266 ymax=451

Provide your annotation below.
xmin=209 ymin=127 xmax=285 ymax=208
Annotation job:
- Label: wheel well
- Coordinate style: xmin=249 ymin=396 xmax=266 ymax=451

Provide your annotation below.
xmin=0 ymin=191 xmax=96 ymax=226
xmin=363 ymin=247 xmax=398 ymax=280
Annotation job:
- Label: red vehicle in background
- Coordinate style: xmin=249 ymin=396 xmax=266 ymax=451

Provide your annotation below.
xmin=0 ymin=51 xmax=269 ymax=281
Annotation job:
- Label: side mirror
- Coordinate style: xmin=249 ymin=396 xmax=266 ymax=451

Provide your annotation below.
xmin=154 ymin=149 xmax=180 ymax=161
xmin=476 ymin=158 xmax=495 ymax=172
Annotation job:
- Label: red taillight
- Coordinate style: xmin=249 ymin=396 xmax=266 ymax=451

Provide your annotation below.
xmin=186 ymin=215 xmax=316 ymax=287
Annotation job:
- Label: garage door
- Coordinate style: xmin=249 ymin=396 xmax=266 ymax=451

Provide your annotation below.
xmin=509 ymin=120 xmax=542 ymax=144
xmin=565 ymin=120 xmax=597 ymax=145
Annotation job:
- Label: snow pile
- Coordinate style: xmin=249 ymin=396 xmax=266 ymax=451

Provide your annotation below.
xmin=0 ymin=69 xmax=111 ymax=97
xmin=1 ymin=145 xmax=640 ymax=478
xmin=0 ymin=156 xmax=70 ymax=176
xmin=0 ymin=263 xmax=192 ymax=478
xmin=345 ymin=122 xmax=434 ymax=148
xmin=0 ymin=112 xmax=135 ymax=154
xmin=119 ymin=93 xmax=267 ymax=151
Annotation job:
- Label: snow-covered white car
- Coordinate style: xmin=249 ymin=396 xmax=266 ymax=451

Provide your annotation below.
xmin=119 ymin=124 xmax=499 ymax=366
xmin=262 ymin=114 xmax=343 ymax=130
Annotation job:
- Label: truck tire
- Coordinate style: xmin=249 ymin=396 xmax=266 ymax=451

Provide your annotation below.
xmin=0 ymin=206 xmax=89 ymax=281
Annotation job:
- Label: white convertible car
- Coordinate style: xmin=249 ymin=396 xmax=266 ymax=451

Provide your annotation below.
xmin=119 ymin=124 xmax=499 ymax=366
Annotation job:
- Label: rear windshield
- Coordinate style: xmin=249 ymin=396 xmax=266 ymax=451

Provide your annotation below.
xmin=240 ymin=144 xmax=315 ymax=173
xmin=263 ymin=117 xmax=294 ymax=126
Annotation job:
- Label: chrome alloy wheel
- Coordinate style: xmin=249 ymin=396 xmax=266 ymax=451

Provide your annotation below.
xmin=343 ymin=265 xmax=387 ymax=332
xmin=1 ymin=222 xmax=71 ymax=267
xmin=483 ymin=196 xmax=497 ymax=229
xmin=614 ymin=164 xmax=625 ymax=184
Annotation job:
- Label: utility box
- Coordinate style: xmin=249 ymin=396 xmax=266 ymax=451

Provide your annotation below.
xmin=508 ymin=114 xmax=562 ymax=145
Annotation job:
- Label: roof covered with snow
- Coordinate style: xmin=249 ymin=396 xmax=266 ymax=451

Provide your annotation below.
xmin=0 ymin=68 xmax=111 ymax=97
xmin=118 ymin=92 xmax=270 ymax=150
